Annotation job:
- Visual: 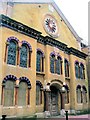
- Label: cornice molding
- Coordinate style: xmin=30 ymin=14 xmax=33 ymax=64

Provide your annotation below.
xmin=0 ymin=14 xmax=41 ymax=40
xmin=44 ymin=36 xmax=67 ymax=51
xmin=0 ymin=14 xmax=87 ymax=60
xmin=69 ymin=47 xmax=87 ymax=59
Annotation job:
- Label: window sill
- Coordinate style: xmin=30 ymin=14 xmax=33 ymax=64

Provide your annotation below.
xmin=36 ymin=71 xmax=45 ymax=75
xmin=3 ymin=106 xmax=15 ymax=108
xmin=7 ymin=64 xmax=16 ymax=67
xmin=76 ymin=78 xmax=85 ymax=81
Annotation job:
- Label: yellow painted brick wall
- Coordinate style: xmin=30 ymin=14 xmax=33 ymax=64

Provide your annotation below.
xmin=12 ymin=3 xmax=79 ymax=49
xmin=0 ymin=2 xmax=88 ymax=116
xmin=1 ymin=27 xmax=37 ymax=116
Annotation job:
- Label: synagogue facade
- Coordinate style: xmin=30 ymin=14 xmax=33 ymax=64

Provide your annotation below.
xmin=0 ymin=0 xmax=88 ymax=117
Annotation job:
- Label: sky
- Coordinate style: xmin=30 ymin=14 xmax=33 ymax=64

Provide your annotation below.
xmin=54 ymin=0 xmax=89 ymax=45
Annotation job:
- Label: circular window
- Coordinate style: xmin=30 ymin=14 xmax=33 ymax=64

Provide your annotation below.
xmin=43 ymin=14 xmax=59 ymax=38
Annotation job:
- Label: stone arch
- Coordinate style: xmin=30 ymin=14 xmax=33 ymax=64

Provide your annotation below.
xmin=21 ymin=41 xmax=32 ymax=52
xmin=37 ymin=48 xmax=44 ymax=57
xmin=19 ymin=77 xmax=31 ymax=89
xmin=36 ymin=80 xmax=43 ymax=88
xmin=2 ymin=75 xmax=17 ymax=86
xmin=7 ymin=36 xmax=19 ymax=43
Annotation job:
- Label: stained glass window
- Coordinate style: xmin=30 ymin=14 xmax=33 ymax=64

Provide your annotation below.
xmin=20 ymin=44 xmax=28 ymax=68
xmin=56 ymin=57 xmax=62 ymax=74
xmin=50 ymin=54 xmax=55 ymax=73
xmin=65 ymin=59 xmax=69 ymax=77
xmin=36 ymin=51 xmax=44 ymax=72
xmin=7 ymin=41 xmax=17 ymax=65
xmin=75 ymin=62 xmax=80 ymax=78
xmin=80 ymin=64 xmax=85 ymax=79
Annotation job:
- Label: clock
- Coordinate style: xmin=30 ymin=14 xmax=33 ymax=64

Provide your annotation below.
xmin=43 ymin=14 xmax=59 ymax=38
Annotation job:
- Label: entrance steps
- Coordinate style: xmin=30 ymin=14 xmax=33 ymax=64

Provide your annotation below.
xmin=35 ymin=111 xmax=51 ymax=118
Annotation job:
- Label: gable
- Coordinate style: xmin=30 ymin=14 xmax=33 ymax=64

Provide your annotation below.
xmin=1 ymin=0 xmax=81 ymax=49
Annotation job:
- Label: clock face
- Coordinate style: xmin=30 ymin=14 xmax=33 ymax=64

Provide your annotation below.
xmin=43 ymin=14 xmax=59 ymax=38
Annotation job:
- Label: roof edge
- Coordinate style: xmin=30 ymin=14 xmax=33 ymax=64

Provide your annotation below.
xmin=52 ymin=1 xmax=82 ymax=42
xmin=2 ymin=0 xmax=53 ymax=3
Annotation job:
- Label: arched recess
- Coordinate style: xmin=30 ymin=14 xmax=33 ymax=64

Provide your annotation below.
xmin=82 ymin=86 xmax=87 ymax=103
xmin=50 ymin=79 xmax=63 ymax=89
xmin=17 ymin=77 xmax=31 ymax=106
xmin=36 ymin=81 xmax=43 ymax=105
xmin=76 ymin=85 xmax=82 ymax=103
xmin=2 ymin=75 xmax=17 ymax=106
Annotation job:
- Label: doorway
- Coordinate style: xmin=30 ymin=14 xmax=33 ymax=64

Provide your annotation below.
xmin=49 ymin=86 xmax=59 ymax=116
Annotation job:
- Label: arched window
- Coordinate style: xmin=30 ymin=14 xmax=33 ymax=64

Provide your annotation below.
xmin=7 ymin=40 xmax=17 ymax=65
xmin=75 ymin=62 xmax=80 ymax=79
xmin=82 ymin=86 xmax=87 ymax=103
xmin=56 ymin=56 xmax=62 ymax=75
xmin=20 ymin=42 xmax=32 ymax=68
xmin=80 ymin=63 xmax=85 ymax=79
xmin=65 ymin=59 xmax=69 ymax=77
xmin=76 ymin=85 xmax=82 ymax=103
xmin=50 ymin=54 xmax=55 ymax=73
xmin=20 ymin=44 xmax=28 ymax=68
xmin=36 ymin=81 xmax=43 ymax=105
xmin=64 ymin=85 xmax=69 ymax=104
xmin=18 ymin=77 xmax=31 ymax=106
xmin=36 ymin=49 xmax=44 ymax=72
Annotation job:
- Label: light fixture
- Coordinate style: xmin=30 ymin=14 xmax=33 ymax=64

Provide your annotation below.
xmin=61 ymin=86 xmax=66 ymax=93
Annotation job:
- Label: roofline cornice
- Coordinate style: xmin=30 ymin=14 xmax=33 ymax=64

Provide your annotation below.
xmin=0 ymin=14 xmax=87 ymax=60
xmin=69 ymin=47 xmax=87 ymax=59
xmin=0 ymin=14 xmax=42 ymax=39
xmin=5 ymin=0 xmax=53 ymax=4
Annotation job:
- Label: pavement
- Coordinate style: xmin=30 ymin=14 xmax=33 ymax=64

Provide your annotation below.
xmin=50 ymin=114 xmax=90 ymax=120
xmin=1 ymin=114 xmax=90 ymax=120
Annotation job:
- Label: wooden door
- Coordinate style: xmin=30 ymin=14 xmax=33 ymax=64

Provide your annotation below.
xmin=51 ymin=90 xmax=58 ymax=115
xmin=48 ymin=86 xmax=59 ymax=116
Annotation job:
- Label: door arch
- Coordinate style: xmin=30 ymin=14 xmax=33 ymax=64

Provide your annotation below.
xmin=44 ymin=80 xmax=65 ymax=116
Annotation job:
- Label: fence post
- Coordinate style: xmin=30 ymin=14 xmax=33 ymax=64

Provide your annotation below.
xmin=2 ymin=115 xmax=7 ymax=120
xmin=65 ymin=111 xmax=68 ymax=120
